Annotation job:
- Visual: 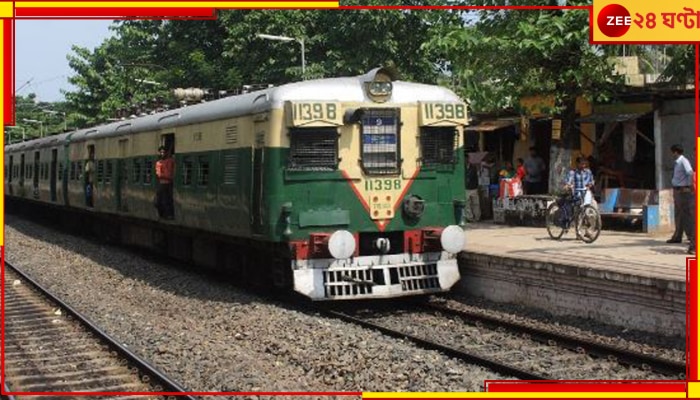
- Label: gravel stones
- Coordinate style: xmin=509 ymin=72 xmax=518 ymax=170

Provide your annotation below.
xmin=5 ymin=216 xmax=504 ymax=393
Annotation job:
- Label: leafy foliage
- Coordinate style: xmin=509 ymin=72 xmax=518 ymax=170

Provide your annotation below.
xmin=659 ymin=45 xmax=695 ymax=85
xmin=429 ymin=1 xmax=625 ymax=117
xmin=7 ymin=94 xmax=70 ymax=142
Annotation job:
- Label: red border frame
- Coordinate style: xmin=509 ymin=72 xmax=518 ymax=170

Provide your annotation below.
xmin=2 ymin=2 xmax=698 ymax=398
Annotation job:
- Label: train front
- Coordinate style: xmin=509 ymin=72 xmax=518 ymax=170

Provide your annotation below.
xmin=277 ymin=68 xmax=468 ymax=300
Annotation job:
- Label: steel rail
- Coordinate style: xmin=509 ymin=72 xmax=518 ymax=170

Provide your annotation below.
xmin=4 ymin=261 xmax=198 ymax=399
xmin=425 ymin=302 xmax=685 ymax=378
xmin=317 ymin=307 xmax=549 ymax=381
xmin=2 ymin=382 xmax=17 ymax=400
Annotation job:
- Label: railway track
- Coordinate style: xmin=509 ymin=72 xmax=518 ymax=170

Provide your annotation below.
xmin=3 ymin=261 xmax=196 ymax=398
xmin=423 ymin=300 xmax=686 ymax=379
xmin=315 ymin=306 xmax=548 ymax=381
xmin=317 ymin=298 xmax=685 ymax=382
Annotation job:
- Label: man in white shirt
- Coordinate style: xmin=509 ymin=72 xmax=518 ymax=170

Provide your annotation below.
xmin=667 ymin=144 xmax=695 ymax=254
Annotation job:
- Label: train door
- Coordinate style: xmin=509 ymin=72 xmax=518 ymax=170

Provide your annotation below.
xmin=62 ymin=145 xmax=70 ymax=205
xmin=116 ymin=139 xmax=128 ymax=211
xmin=33 ymin=151 xmax=40 ymax=198
xmin=251 ymin=124 xmax=265 ymax=234
xmin=19 ymin=154 xmax=25 ymax=196
xmin=159 ymin=133 xmax=175 ymax=218
xmin=8 ymin=155 xmax=13 ymax=195
xmin=50 ymin=149 xmax=57 ymax=202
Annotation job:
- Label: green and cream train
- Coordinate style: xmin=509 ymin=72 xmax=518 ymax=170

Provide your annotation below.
xmin=4 ymin=68 xmax=468 ymax=300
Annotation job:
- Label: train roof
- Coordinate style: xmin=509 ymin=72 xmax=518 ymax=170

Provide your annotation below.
xmin=6 ymin=71 xmax=465 ymax=152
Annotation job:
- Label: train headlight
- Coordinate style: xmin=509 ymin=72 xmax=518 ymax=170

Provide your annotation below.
xmin=328 ymin=230 xmax=356 ymax=259
xmin=368 ymin=81 xmax=392 ymax=97
xmin=440 ymin=225 xmax=465 ymax=254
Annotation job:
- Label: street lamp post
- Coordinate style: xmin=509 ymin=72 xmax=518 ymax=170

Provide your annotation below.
xmin=42 ymin=109 xmax=67 ymax=132
xmin=5 ymin=126 xmax=25 ymax=143
xmin=256 ymin=33 xmax=306 ymax=79
xmin=22 ymin=119 xmax=44 ymax=138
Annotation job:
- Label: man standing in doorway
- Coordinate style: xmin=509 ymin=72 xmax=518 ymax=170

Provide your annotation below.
xmin=667 ymin=144 xmax=695 ymax=254
xmin=155 ymin=146 xmax=175 ymax=220
xmin=524 ymin=147 xmax=546 ymax=195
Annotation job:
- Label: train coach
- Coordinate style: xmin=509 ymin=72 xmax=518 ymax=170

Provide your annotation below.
xmin=5 ymin=67 xmax=469 ymax=300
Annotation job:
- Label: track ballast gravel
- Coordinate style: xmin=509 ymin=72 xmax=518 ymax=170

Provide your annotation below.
xmin=5 ymin=216 xmax=505 ymax=393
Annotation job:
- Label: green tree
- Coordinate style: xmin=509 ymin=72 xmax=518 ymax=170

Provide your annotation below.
xmin=659 ymin=45 xmax=695 ymax=86
xmin=429 ymin=0 xmax=625 ymax=191
xmin=9 ymin=94 xmax=70 ymax=141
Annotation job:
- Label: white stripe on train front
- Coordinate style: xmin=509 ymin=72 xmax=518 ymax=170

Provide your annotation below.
xmin=292 ymin=252 xmax=461 ymax=300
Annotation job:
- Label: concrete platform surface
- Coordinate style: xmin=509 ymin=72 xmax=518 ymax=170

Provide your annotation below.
xmin=463 ymin=223 xmax=691 ymax=284
xmin=458 ymin=224 xmax=690 ymax=334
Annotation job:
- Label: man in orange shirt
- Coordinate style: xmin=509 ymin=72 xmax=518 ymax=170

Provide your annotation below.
xmin=155 ymin=146 xmax=175 ymax=219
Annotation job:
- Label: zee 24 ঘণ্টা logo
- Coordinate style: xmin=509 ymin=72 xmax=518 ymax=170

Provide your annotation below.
xmin=595 ymin=2 xmax=700 ymax=42
xmin=597 ymin=3 xmax=632 ymax=37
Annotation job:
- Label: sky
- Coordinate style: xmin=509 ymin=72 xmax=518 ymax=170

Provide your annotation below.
xmin=15 ymin=20 xmax=114 ymax=103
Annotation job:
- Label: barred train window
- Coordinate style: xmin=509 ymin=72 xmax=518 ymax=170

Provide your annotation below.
xmin=361 ymin=108 xmax=400 ymax=174
xmin=105 ymin=161 xmax=113 ymax=184
xmin=182 ymin=157 xmax=193 ymax=186
xmin=144 ymin=160 xmax=153 ymax=185
xmin=288 ymin=128 xmax=338 ymax=171
xmin=420 ymin=127 xmax=458 ymax=167
xmin=198 ymin=157 xmax=209 ymax=186
xmin=97 ymin=160 xmax=105 ymax=183
xmin=133 ymin=159 xmax=142 ymax=183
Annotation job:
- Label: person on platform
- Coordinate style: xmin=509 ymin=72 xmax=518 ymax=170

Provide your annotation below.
xmin=499 ymin=160 xmax=516 ymax=180
xmin=465 ymin=162 xmax=481 ymax=222
xmin=524 ymin=147 xmax=546 ymax=194
xmin=155 ymin=146 xmax=175 ymax=220
xmin=515 ymin=158 xmax=526 ymax=181
xmin=666 ymin=144 xmax=695 ymax=254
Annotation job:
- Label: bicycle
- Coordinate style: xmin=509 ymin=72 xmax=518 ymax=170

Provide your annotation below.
xmin=545 ymin=187 xmax=602 ymax=243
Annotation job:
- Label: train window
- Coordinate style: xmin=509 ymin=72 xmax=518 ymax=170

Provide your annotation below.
xmin=105 ymin=161 xmax=113 ymax=184
xmin=198 ymin=157 xmax=209 ymax=186
xmin=144 ymin=159 xmax=153 ymax=185
xmin=360 ymin=108 xmax=400 ymax=175
xmin=420 ymin=127 xmax=458 ymax=168
xmin=133 ymin=159 xmax=142 ymax=183
xmin=182 ymin=157 xmax=193 ymax=186
xmin=97 ymin=160 xmax=104 ymax=183
xmin=288 ymin=127 xmax=338 ymax=171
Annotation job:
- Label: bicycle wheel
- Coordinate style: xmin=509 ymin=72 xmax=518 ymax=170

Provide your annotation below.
xmin=576 ymin=205 xmax=601 ymax=243
xmin=546 ymin=203 xmax=565 ymax=240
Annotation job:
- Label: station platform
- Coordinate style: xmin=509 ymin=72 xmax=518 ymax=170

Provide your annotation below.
xmin=456 ymin=223 xmax=690 ymax=336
